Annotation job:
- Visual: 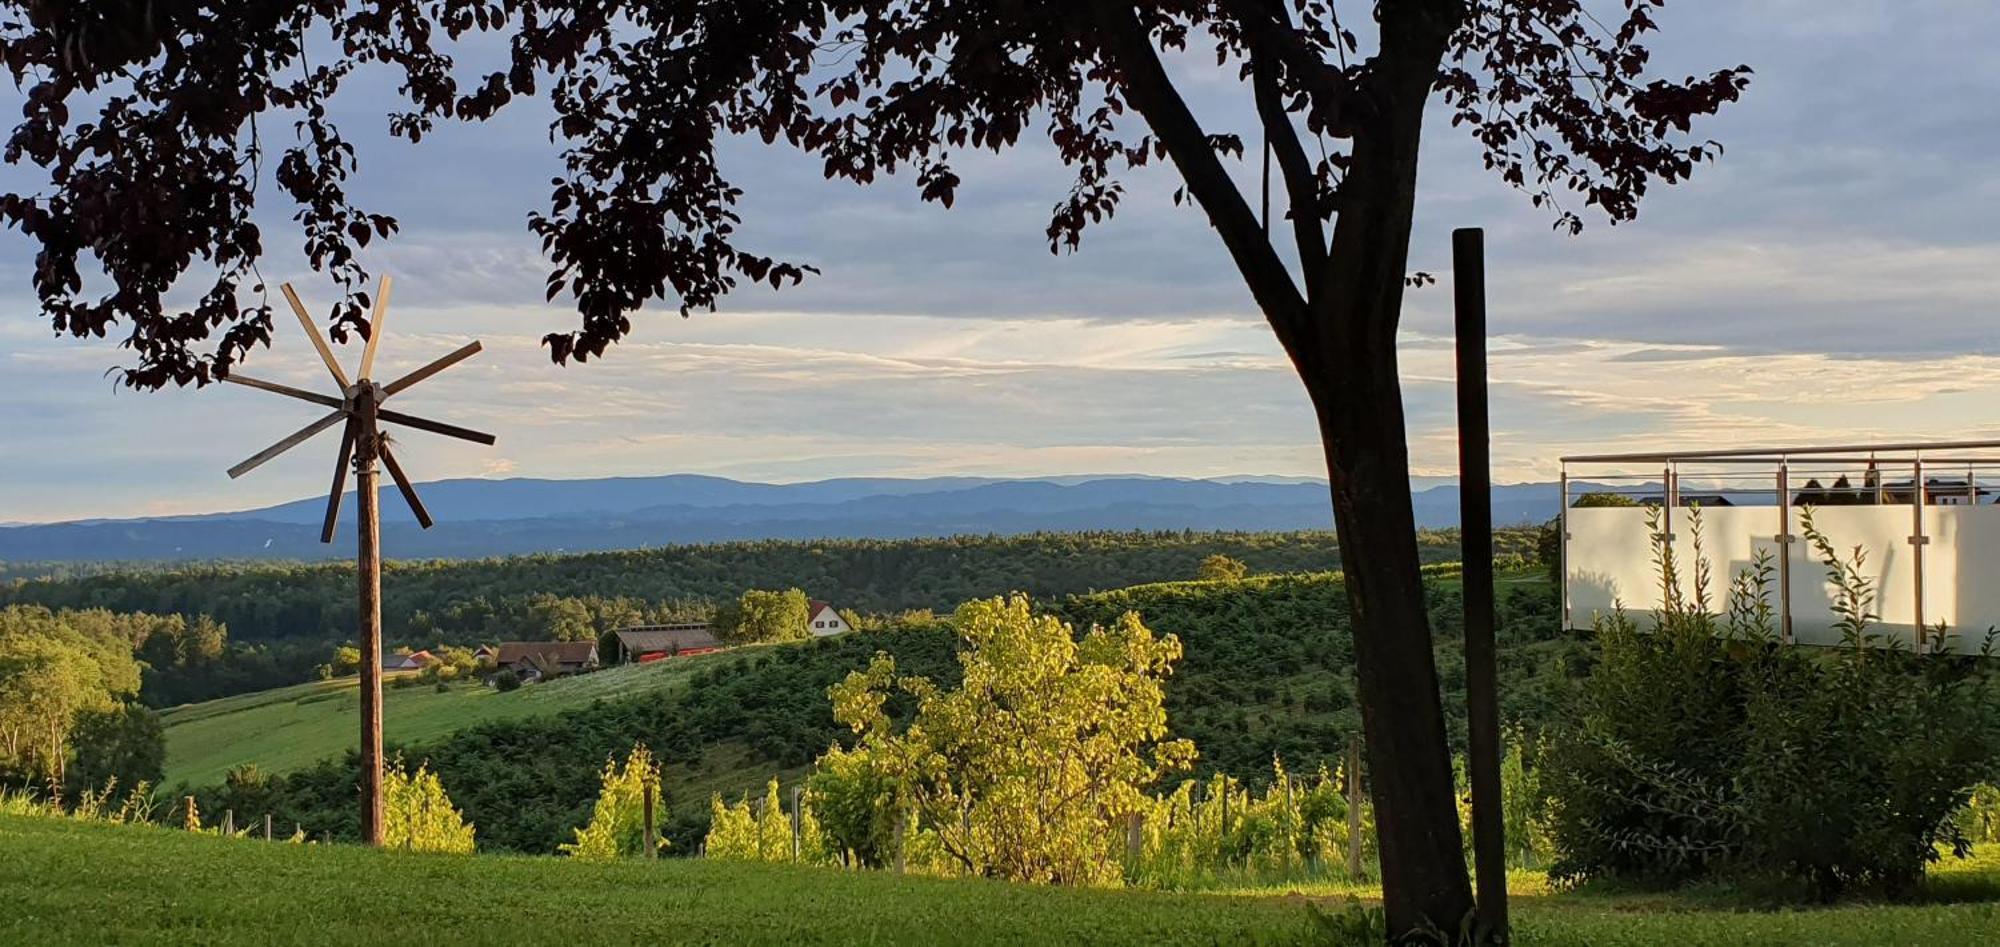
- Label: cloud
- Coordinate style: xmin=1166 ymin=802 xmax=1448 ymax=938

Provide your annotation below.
xmin=4 ymin=1 xmax=2000 ymax=521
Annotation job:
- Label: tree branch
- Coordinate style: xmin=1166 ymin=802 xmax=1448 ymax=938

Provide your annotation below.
xmin=1252 ymin=51 xmax=1327 ymax=294
xmin=1092 ymin=2 xmax=1309 ymax=339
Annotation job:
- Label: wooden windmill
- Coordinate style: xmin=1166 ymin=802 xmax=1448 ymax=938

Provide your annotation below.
xmin=221 ymin=276 xmax=494 ymax=845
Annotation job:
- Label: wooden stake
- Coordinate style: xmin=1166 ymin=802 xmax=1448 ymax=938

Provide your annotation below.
xmin=265 ymin=813 xmax=273 ymax=841
xmin=643 ymin=779 xmax=657 ymax=859
xmin=790 ymin=785 xmax=803 ymax=862
xmin=1346 ymin=735 xmax=1364 ymax=879
xmin=223 ymin=809 xmax=234 ymax=835
xmin=355 ymin=385 xmax=385 ymax=847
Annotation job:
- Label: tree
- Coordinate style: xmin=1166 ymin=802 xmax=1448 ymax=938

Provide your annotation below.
xmin=1197 ymin=554 xmax=1250 ymax=582
xmin=65 ymin=703 xmax=166 ymax=798
xmin=827 ymin=595 xmax=1194 ymax=886
xmin=714 ymin=589 xmax=812 ymax=645
xmin=0 ymin=3 xmax=1747 ymax=932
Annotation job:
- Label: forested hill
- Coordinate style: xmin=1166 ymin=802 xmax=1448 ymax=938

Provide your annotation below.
xmin=2 ymin=528 xmax=1542 ymax=706
xmin=1 ymin=529 xmax=1540 ymax=644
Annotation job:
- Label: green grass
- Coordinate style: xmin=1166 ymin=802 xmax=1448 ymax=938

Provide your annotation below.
xmin=0 ymin=815 xmax=1315 ymax=946
xmin=160 ymin=651 xmax=752 ymax=787
xmin=7 ymin=815 xmax=1999 ymax=946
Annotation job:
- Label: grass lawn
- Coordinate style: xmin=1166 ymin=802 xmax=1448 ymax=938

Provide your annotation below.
xmin=0 ymin=815 xmax=1316 ymax=946
xmin=160 ymin=650 xmax=750 ymax=787
xmin=8 ymin=816 xmax=1999 ymax=946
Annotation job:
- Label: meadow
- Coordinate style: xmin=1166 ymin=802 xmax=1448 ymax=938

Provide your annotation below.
xmin=160 ymin=650 xmax=749 ymax=786
xmin=6 ymin=815 xmax=1998 ymax=946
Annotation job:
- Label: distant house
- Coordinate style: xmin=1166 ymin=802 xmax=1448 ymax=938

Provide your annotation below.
xmin=492 ymin=641 xmax=599 ymax=683
xmin=382 ymin=650 xmax=435 ymax=672
xmin=807 ymin=601 xmax=852 ymax=637
xmin=612 ymin=623 xmax=723 ymax=664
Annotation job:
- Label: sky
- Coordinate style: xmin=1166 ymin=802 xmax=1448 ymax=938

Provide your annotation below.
xmin=3 ymin=2 xmax=1999 ymax=523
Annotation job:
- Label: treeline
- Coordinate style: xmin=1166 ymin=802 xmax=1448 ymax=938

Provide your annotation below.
xmin=0 ymin=605 xmax=168 ymax=794
xmin=0 ymin=529 xmax=1538 ymax=647
xmin=186 ymin=570 xmax=1566 ymax=854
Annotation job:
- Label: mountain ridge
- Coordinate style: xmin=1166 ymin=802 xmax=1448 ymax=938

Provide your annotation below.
xmin=0 ymin=473 xmax=1567 ymax=563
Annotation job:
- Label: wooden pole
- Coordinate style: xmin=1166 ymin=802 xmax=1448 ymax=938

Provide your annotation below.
xmin=223 ymin=809 xmax=234 ymax=835
xmin=355 ymin=385 xmax=385 ymax=847
xmin=643 ymin=778 xmax=657 ymax=859
xmin=1344 ymin=731 xmax=1360 ymax=879
xmin=790 ymin=785 xmax=803 ymax=862
xmin=265 ymin=813 xmax=273 ymax=841
xmin=1455 ymin=227 xmax=1509 ymax=939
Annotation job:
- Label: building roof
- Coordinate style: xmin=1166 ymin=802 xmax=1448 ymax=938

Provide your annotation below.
xmin=615 ymin=625 xmax=722 ymax=654
xmin=494 ymin=641 xmax=597 ymax=667
xmin=808 ymin=600 xmax=833 ymax=619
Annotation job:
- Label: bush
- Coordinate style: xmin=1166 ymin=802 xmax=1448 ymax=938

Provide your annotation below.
xmin=381 ymin=760 xmax=476 ymax=854
xmin=1541 ymin=507 xmax=2000 ymax=898
xmin=491 ymin=669 xmax=521 ymax=692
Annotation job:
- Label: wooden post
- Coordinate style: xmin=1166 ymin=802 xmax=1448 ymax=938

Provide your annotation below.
xmin=643 ymin=778 xmax=657 ymax=859
xmin=223 ymin=809 xmax=234 ymax=835
xmin=1283 ymin=779 xmax=1294 ymax=872
xmin=1345 ymin=734 xmax=1364 ymax=879
xmin=790 ymin=785 xmax=803 ymax=863
xmin=1454 ymin=226 xmax=1508 ymax=938
xmin=265 ymin=813 xmax=273 ymax=841
xmin=1126 ymin=812 xmax=1143 ymax=871
xmin=355 ymin=385 xmax=385 ymax=846
xmin=893 ymin=812 xmax=907 ymax=875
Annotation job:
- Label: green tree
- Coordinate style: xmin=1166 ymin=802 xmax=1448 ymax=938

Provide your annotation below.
xmin=520 ymin=594 xmax=596 ymax=642
xmin=1196 ymin=555 xmax=1249 ymax=582
xmin=65 ymin=703 xmax=165 ymax=798
xmin=329 ymin=646 xmax=362 ymax=678
xmin=715 ymin=589 xmax=811 ymax=645
xmin=704 ymin=793 xmax=760 ymax=860
xmin=560 ymin=745 xmax=666 ymax=860
xmin=826 ymin=595 xmax=1195 ymax=886
xmin=0 ymin=631 xmax=117 ymax=786
xmin=381 ymin=760 xmax=476 ymax=854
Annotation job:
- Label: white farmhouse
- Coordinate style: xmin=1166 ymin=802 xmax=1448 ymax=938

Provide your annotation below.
xmin=806 ymin=600 xmax=853 ymax=637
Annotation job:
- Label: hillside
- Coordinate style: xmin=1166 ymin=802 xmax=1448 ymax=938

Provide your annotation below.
xmin=8 ymin=816 xmax=1998 ymax=947
xmin=160 ymin=652 xmax=753 ymax=787
xmin=174 ymin=568 xmax=1572 ymax=854
xmin=0 ymin=473 xmax=1565 ymax=562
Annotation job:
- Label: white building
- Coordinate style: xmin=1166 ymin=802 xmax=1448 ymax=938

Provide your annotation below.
xmin=807 ymin=600 xmax=853 ymax=637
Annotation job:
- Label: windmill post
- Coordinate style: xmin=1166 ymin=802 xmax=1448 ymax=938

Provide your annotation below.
xmin=220 ymin=275 xmax=494 ymax=844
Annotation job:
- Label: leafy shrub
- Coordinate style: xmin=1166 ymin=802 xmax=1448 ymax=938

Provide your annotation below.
xmin=559 ymin=745 xmax=665 ymax=860
xmin=491 ymin=669 xmax=521 ymax=692
xmin=381 ymin=760 xmax=475 ymax=854
xmin=1542 ymin=507 xmax=2000 ymax=897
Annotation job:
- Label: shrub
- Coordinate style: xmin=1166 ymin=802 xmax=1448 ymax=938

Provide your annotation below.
xmin=559 ymin=745 xmax=665 ymax=860
xmin=1541 ymin=506 xmax=2000 ymax=898
xmin=491 ymin=669 xmax=521 ymax=692
xmin=381 ymin=760 xmax=476 ymax=854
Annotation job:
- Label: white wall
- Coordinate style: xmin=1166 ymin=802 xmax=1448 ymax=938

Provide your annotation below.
xmin=1565 ymin=504 xmax=1999 ymax=655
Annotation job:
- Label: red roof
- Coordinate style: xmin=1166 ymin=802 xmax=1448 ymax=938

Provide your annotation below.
xmin=808 ymin=600 xmax=832 ymax=618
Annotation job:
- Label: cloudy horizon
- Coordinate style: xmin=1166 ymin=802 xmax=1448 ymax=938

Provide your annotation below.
xmin=5 ymin=2 xmax=1998 ymax=524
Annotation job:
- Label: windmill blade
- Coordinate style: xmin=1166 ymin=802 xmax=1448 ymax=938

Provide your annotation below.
xmin=223 ymin=372 xmax=344 ymax=410
xmin=227 ymin=409 xmax=348 ymax=479
xmin=360 ymin=275 xmax=392 ymax=381
xmin=382 ymin=341 xmax=481 ymax=398
xmin=321 ymin=420 xmax=358 ymax=544
xmin=379 ymin=444 xmax=434 ymax=530
xmin=376 ymin=407 xmax=496 ymax=446
xmin=281 ymin=283 xmax=353 ymax=390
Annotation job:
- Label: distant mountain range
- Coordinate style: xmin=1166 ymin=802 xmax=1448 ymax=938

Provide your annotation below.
xmin=0 ymin=474 xmax=1568 ymax=563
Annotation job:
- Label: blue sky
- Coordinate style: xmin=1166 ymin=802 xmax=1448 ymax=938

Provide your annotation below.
xmin=4 ymin=2 xmax=1999 ymax=522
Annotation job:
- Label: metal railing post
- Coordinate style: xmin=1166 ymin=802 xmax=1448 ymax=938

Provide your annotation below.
xmin=1912 ymin=456 xmax=1928 ymax=649
xmin=1559 ymin=465 xmax=1571 ymax=629
xmin=1777 ymin=460 xmax=1793 ymax=643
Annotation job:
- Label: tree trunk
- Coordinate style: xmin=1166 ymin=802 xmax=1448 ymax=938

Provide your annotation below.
xmin=1296 ymin=2 xmax=1475 ymax=934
